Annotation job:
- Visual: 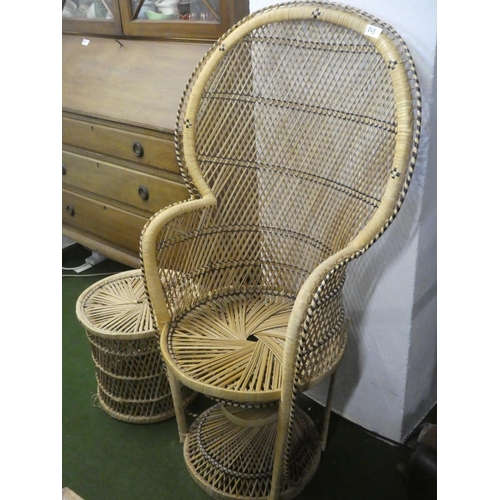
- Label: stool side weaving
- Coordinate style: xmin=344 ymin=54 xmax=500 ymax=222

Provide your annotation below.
xmin=76 ymin=269 xmax=195 ymax=424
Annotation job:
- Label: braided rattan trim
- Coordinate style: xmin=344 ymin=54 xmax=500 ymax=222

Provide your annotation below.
xmin=158 ymin=222 xmax=333 ymax=254
xmin=195 ymin=155 xmax=383 ymax=208
xmin=201 ymin=91 xmax=397 ymax=132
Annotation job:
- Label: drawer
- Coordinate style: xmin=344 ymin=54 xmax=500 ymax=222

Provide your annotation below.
xmin=62 ymin=117 xmax=179 ymax=173
xmin=63 ymin=190 xmax=148 ymax=254
xmin=62 ymin=151 xmax=189 ymax=213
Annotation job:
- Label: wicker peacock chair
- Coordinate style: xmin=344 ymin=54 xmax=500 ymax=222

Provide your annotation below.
xmin=140 ymin=2 xmax=421 ymax=498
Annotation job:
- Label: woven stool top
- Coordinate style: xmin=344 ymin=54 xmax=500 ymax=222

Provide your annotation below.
xmin=76 ymin=270 xmax=155 ymax=340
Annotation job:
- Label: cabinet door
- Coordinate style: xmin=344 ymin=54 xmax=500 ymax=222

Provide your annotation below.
xmin=62 ymin=0 xmax=123 ymax=36
xmin=118 ymin=0 xmax=248 ymax=40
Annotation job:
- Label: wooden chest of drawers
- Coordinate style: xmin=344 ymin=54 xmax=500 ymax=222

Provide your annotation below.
xmin=62 ymin=35 xmax=210 ymax=267
xmin=62 ymin=113 xmax=189 ymax=262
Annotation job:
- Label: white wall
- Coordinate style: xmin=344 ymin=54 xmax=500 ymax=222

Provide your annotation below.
xmin=249 ymin=0 xmax=437 ymax=442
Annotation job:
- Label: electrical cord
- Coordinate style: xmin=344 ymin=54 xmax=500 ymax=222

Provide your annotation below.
xmin=62 ymin=272 xmax=121 ymax=278
xmin=62 ymin=244 xmax=127 ymax=277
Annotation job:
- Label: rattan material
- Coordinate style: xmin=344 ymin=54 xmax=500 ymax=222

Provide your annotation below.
xmin=167 ymin=292 xmax=346 ymax=403
xmin=184 ymin=404 xmax=321 ymax=500
xmin=140 ymin=1 xmax=421 ymax=497
xmin=76 ymin=270 xmax=195 ymax=424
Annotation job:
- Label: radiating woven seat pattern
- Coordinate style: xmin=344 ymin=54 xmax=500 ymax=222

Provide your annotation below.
xmin=168 ymin=292 xmax=347 ymax=402
xmin=140 ymin=1 xmax=421 ymax=498
xmin=169 ymin=294 xmax=292 ymax=399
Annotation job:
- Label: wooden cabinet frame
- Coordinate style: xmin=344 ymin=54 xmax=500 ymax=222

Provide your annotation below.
xmin=62 ymin=0 xmax=124 ymax=36
xmin=62 ymin=0 xmax=249 ymax=40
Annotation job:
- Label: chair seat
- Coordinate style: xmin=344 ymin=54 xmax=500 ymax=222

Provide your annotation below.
xmin=164 ymin=294 xmax=295 ymax=403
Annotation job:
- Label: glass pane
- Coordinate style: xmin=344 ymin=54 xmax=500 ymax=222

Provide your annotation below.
xmin=62 ymin=0 xmax=114 ymax=20
xmin=132 ymin=0 xmax=220 ymax=22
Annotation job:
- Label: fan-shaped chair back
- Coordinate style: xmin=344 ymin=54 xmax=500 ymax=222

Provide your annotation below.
xmin=162 ymin=1 xmax=420 ymax=317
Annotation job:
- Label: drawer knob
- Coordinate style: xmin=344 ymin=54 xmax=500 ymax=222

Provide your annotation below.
xmin=138 ymin=186 xmax=149 ymax=201
xmin=133 ymin=142 xmax=144 ymax=157
xmin=66 ymin=205 xmax=75 ymax=217
xmin=62 ymin=163 xmax=67 ymax=175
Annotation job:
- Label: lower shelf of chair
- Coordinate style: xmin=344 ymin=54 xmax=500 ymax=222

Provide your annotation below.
xmin=184 ymin=403 xmax=321 ymax=500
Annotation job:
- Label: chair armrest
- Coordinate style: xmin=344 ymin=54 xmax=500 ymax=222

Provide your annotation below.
xmin=140 ymin=194 xmax=216 ymax=332
xmin=285 ymin=253 xmax=351 ymax=389
xmin=283 ymin=200 xmax=404 ymax=386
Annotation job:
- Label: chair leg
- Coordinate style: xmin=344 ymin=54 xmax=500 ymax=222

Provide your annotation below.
xmin=269 ymin=402 xmax=288 ymax=500
xmin=167 ymin=368 xmax=189 ymax=442
xmin=321 ymin=371 xmax=337 ymax=451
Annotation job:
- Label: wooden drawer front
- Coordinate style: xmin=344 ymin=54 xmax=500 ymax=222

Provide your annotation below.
xmin=62 ymin=151 xmax=189 ymax=213
xmin=63 ymin=190 xmax=148 ymax=254
xmin=62 ymin=117 xmax=179 ymax=173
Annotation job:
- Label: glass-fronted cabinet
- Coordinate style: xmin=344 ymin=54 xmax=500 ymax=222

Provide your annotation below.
xmin=62 ymin=0 xmax=123 ymax=36
xmin=62 ymin=0 xmax=248 ymax=40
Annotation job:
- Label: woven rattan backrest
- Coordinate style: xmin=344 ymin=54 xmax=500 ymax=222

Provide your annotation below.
xmin=166 ymin=1 xmax=420 ymax=314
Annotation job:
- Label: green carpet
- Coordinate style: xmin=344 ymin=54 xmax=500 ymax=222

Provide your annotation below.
xmin=62 ymin=244 xmax=426 ymax=500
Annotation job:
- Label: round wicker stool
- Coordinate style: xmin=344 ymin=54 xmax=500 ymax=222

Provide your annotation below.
xmin=184 ymin=403 xmax=321 ymax=500
xmin=76 ymin=269 xmax=195 ymax=424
